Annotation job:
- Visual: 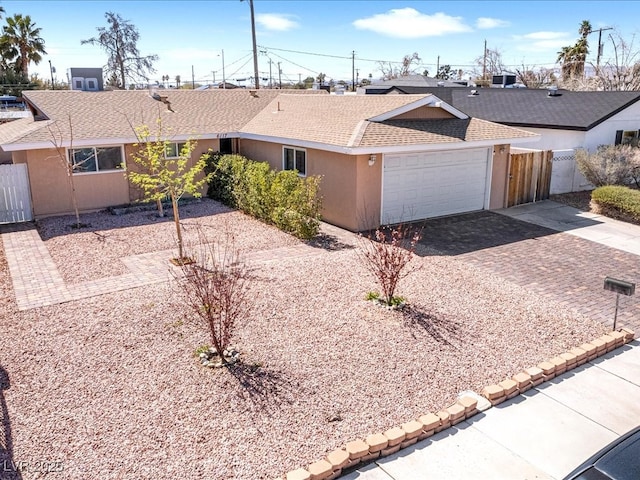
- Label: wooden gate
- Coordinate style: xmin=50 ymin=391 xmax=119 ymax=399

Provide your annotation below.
xmin=507 ymin=150 xmax=553 ymax=208
xmin=0 ymin=163 xmax=33 ymax=223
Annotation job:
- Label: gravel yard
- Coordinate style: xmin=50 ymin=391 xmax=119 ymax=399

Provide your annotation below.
xmin=0 ymin=199 xmax=607 ymax=479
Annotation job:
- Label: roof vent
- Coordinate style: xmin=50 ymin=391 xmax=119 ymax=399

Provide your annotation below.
xmin=249 ymin=89 xmax=258 ymax=98
xmin=437 ymin=81 xmax=445 ymax=87
xmin=547 ymin=86 xmax=561 ymax=97
xmin=468 ymin=89 xmax=479 ymax=97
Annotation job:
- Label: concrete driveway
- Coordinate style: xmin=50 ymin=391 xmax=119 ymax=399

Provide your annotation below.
xmin=415 ymin=202 xmax=640 ymax=333
xmin=345 ymin=342 xmax=640 ymax=480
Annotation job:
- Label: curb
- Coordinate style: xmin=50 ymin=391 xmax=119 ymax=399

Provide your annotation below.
xmin=275 ymin=327 xmax=635 ymax=480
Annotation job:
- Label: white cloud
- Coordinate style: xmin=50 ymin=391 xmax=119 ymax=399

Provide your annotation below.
xmin=476 ymin=17 xmax=510 ymax=29
xmin=255 ymin=13 xmax=299 ymax=31
xmin=353 ymin=8 xmax=471 ymax=39
xmin=513 ymin=31 xmax=573 ymax=53
xmin=521 ymin=31 xmax=571 ymax=40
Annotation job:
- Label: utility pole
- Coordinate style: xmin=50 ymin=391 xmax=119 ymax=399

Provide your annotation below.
xmin=48 ymin=60 xmax=55 ymax=90
xmin=351 ymin=50 xmax=355 ymax=92
xmin=590 ymin=26 xmax=613 ymax=72
xmin=192 ymin=65 xmax=195 ymax=89
xmin=278 ymin=62 xmax=282 ymax=89
xmin=212 ymin=70 xmax=215 ymax=85
xmin=356 ymin=68 xmax=359 ymax=88
xmin=482 ymin=39 xmax=487 ymax=84
xmin=248 ymin=0 xmax=260 ymax=89
xmin=221 ymin=49 xmax=226 ymax=89
xmin=269 ymin=59 xmax=272 ymax=88
xmin=436 ymin=55 xmax=440 ymax=76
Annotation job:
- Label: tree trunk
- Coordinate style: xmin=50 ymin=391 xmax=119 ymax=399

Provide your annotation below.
xmin=171 ymin=193 xmax=183 ymax=259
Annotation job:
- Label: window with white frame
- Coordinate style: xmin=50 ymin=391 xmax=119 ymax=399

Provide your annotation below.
xmin=68 ymin=146 xmax=124 ymax=174
xmin=164 ymin=142 xmax=187 ymax=158
xmin=615 ymin=129 xmax=640 ymax=146
xmin=283 ymin=146 xmax=306 ymax=176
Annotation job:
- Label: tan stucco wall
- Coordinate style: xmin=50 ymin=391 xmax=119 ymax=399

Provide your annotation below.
xmin=25 ymin=148 xmax=129 ymax=217
xmin=489 ymin=144 xmax=510 ymax=209
xmin=23 ymin=138 xmax=220 ymax=217
xmin=391 ymin=106 xmax=455 ymax=120
xmin=240 ymin=139 xmax=379 ymax=231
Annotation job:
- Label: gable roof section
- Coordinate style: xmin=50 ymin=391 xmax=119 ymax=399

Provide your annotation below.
xmin=399 ymin=87 xmax=640 ymax=131
xmin=359 ymin=118 xmax=538 ymax=147
xmin=241 ymin=94 xmax=437 ymax=148
xmin=241 ymin=94 xmax=538 ymax=153
xmin=2 ymin=89 xmax=326 ymax=150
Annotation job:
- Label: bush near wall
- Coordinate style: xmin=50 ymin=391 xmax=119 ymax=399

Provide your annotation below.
xmin=205 ymin=153 xmax=322 ymax=239
xmin=591 ymin=185 xmax=640 ymax=224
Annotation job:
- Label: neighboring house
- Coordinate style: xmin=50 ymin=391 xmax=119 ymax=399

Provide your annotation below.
xmin=364 ymin=86 xmax=640 ymax=194
xmin=0 ymin=89 xmax=537 ymax=231
xmin=365 ymin=86 xmax=640 ymax=152
xmin=358 ymin=74 xmax=467 ymax=95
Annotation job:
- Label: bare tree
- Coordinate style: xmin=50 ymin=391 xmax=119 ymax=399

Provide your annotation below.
xmin=357 ymin=223 xmax=421 ymax=307
xmin=472 ymin=47 xmax=505 ymax=85
xmin=593 ymin=32 xmax=640 ymax=91
xmin=81 ymin=11 xmax=158 ymax=89
xmin=174 ymin=228 xmax=252 ymax=363
xmin=47 ymin=115 xmax=82 ymax=228
xmin=377 ymin=52 xmax=422 ymax=80
xmin=516 ymin=64 xmax=557 ymax=88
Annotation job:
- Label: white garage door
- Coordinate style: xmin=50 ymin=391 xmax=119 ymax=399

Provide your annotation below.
xmin=382 ymin=148 xmax=490 ymax=224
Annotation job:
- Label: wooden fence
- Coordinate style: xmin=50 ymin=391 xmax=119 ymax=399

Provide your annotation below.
xmin=507 ymin=149 xmax=553 ymax=208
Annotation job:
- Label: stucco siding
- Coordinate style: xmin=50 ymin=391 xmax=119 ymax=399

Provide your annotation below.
xmin=489 ymin=144 xmax=509 ymax=209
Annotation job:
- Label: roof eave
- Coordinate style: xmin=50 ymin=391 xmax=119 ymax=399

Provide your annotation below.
xmin=1 ymin=132 xmax=241 ymax=151
xmin=239 ymin=132 xmax=539 ymax=155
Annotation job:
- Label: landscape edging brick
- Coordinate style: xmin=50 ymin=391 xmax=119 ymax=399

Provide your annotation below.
xmin=279 ymin=328 xmax=635 ymax=480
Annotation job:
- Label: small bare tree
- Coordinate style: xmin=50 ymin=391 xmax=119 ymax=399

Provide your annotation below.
xmin=175 ymin=228 xmax=251 ymax=362
xmin=47 ymin=115 xmax=82 ymax=228
xmin=357 ymin=223 xmax=421 ymax=307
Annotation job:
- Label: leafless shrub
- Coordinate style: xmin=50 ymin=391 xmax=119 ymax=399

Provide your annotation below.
xmin=356 ymin=223 xmax=421 ymax=306
xmin=576 ymin=145 xmax=640 ymax=187
xmin=174 ymin=228 xmax=252 ymax=361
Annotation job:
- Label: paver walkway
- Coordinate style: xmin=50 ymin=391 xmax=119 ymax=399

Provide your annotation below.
xmin=1 ymin=222 xmax=356 ymax=311
xmin=419 ymin=209 xmax=640 ymax=334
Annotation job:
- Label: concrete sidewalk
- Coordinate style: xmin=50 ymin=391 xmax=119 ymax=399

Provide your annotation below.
xmin=344 ymin=342 xmax=640 ymax=480
xmin=496 ymin=200 xmax=640 ymax=256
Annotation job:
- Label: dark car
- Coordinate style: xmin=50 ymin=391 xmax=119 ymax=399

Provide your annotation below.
xmin=563 ymin=425 xmax=640 ymax=480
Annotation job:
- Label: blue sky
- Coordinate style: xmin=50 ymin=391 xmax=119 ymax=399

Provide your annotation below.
xmin=4 ymin=0 xmax=640 ymax=87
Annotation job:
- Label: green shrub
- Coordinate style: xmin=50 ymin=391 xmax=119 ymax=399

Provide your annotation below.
xmin=591 ymin=185 xmax=640 ymax=223
xmin=205 ymin=151 xmax=239 ymax=206
xmin=205 ymin=153 xmax=322 ymax=239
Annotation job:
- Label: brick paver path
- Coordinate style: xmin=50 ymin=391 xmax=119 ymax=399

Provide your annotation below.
xmin=1 ymin=222 xmax=356 ymax=311
xmin=420 ymin=211 xmax=640 ymax=333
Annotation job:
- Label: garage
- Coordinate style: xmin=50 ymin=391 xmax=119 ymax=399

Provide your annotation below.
xmin=382 ymin=148 xmax=491 ymax=224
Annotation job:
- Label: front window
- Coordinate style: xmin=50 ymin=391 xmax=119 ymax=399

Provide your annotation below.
xmin=283 ymin=146 xmax=306 ymax=176
xmin=68 ymin=146 xmax=124 ymax=173
xmin=164 ymin=142 xmax=187 ymax=158
xmin=616 ymin=129 xmax=640 ymax=146
xmin=621 ymin=131 xmax=639 ymax=146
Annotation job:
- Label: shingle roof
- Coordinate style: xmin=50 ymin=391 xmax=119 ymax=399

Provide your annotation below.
xmin=365 ymin=75 xmax=466 ymax=89
xmin=389 ymin=87 xmax=640 ymax=131
xmin=9 ymin=89 xmax=325 ymax=147
xmin=242 ymin=94 xmax=536 ymax=148
xmin=1 ymin=89 xmax=538 ymax=153
xmin=241 ymin=94 xmax=436 ymax=147
xmin=359 ymin=118 xmax=537 ymax=147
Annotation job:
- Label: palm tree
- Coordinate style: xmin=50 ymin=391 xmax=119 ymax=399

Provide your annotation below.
xmin=557 ymin=20 xmax=592 ymax=81
xmin=0 ymin=14 xmax=46 ymax=78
